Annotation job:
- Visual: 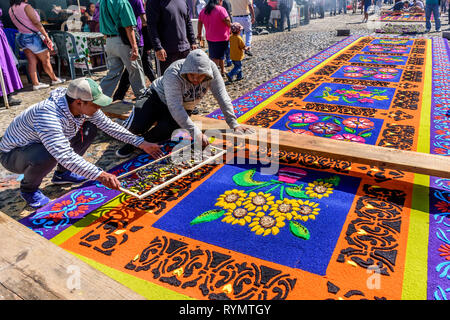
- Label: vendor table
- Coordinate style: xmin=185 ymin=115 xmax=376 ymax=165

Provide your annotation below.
xmin=66 ymin=31 xmax=106 ymax=70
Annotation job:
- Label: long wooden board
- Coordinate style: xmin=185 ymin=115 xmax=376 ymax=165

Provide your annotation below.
xmin=0 ymin=211 xmax=145 ymax=300
xmin=192 ymin=115 xmax=450 ymax=179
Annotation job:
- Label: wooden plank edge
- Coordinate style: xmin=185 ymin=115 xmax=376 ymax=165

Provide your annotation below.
xmin=0 ymin=212 xmax=145 ymax=300
xmin=192 ymin=115 xmax=450 ymax=179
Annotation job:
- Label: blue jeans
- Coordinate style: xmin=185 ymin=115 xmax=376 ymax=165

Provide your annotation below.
xmin=425 ymin=4 xmax=441 ymax=31
xmin=228 ymin=60 xmax=242 ymax=80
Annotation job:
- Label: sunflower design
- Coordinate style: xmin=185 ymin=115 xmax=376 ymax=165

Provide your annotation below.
xmin=243 ymin=192 xmax=275 ymax=213
xmin=305 ymin=180 xmax=334 ymax=199
xmin=294 ymin=200 xmax=320 ymax=222
xmin=270 ymin=198 xmax=301 ymax=220
xmin=222 ymin=205 xmax=256 ymax=226
xmin=215 ymin=189 xmax=248 ymax=210
xmin=249 ymin=214 xmax=286 ymax=236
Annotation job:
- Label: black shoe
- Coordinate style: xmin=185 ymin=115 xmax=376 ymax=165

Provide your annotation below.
xmin=245 ymin=49 xmax=253 ymax=56
xmin=225 ymin=73 xmax=232 ymax=82
xmin=0 ymin=95 xmax=21 ymax=107
xmin=116 ymin=143 xmax=136 ymax=158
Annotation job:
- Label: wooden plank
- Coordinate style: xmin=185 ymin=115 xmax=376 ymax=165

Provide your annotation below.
xmin=0 ymin=212 xmax=145 ymax=300
xmin=102 ymin=101 xmax=132 ymax=120
xmin=192 ymin=115 xmax=450 ymax=179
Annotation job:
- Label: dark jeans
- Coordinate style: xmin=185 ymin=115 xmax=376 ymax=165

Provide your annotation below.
xmin=279 ymin=4 xmax=292 ymax=31
xmin=113 ymin=47 xmax=157 ymax=101
xmin=0 ymin=122 xmax=97 ymax=193
xmin=228 ymin=60 xmax=243 ymax=79
xmin=124 ymin=89 xmax=192 ymax=143
xmin=158 ymin=49 xmax=191 ymax=76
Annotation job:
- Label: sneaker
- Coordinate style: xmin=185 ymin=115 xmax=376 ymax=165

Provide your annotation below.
xmin=116 ymin=143 xmax=136 ymax=158
xmin=425 ymin=29 xmax=430 ymax=33
xmin=436 ymin=28 xmax=441 ymax=32
xmin=225 ymin=73 xmax=232 ymax=82
xmin=51 ymin=78 xmax=66 ymax=85
xmin=236 ymin=76 xmax=243 ymax=81
xmin=0 ymin=96 xmax=21 ymax=107
xmin=245 ymin=49 xmax=253 ymax=56
xmin=32 ymin=82 xmax=50 ymax=91
xmin=20 ymin=189 xmax=50 ymax=209
xmin=51 ymin=171 xmax=87 ymax=185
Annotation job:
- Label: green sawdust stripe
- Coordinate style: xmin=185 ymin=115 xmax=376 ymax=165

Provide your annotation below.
xmin=69 ymin=251 xmax=193 ymax=300
xmin=402 ymin=38 xmax=432 ymax=300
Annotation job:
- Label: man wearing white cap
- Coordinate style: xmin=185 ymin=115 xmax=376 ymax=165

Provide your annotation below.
xmin=0 ymin=78 xmax=163 ymax=209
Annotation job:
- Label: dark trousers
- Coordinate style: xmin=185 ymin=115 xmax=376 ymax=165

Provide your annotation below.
xmin=158 ymin=49 xmax=191 ymax=76
xmin=125 ymin=90 xmax=192 ymax=143
xmin=113 ymin=47 xmax=157 ymax=101
xmin=279 ymin=4 xmax=292 ymax=31
xmin=228 ymin=60 xmax=243 ymax=79
xmin=0 ymin=122 xmax=97 ymax=193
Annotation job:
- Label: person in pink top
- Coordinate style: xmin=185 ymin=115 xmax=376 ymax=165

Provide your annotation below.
xmin=197 ymin=0 xmax=231 ymax=75
xmin=9 ymin=0 xmax=64 ymax=91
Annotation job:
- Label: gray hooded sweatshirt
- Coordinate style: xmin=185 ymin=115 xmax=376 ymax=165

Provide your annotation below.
xmin=149 ymin=49 xmax=239 ymax=138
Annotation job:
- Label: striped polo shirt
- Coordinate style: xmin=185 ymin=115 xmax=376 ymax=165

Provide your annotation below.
xmin=0 ymin=88 xmax=144 ymax=180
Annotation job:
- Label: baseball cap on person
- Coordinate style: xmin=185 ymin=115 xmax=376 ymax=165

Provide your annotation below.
xmin=66 ymin=78 xmax=112 ymax=107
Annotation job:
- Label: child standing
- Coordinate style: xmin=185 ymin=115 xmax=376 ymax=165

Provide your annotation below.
xmin=226 ymin=23 xmax=248 ymax=83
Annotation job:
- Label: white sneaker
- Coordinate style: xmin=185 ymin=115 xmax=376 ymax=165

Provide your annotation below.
xmin=51 ymin=78 xmax=66 ymax=85
xmin=32 ymin=82 xmax=50 ymax=91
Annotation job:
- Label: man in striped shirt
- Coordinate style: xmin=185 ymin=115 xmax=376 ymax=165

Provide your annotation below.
xmin=0 ymin=78 xmax=164 ymax=209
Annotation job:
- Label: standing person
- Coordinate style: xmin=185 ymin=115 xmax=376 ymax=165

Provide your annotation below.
xmin=81 ymin=2 xmax=96 ymax=32
xmin=112 ymin=0 xmax=156 ymax=103
xmin=338 ymin=0 xmax=347 ymax=13
xmin=116 ymin=49 xmax=254 ymax=157
xmin=225 ymin=22 xmax=247 ymax=83
xmin=9 ymin=0 xmax=65 ymax=91
xmin=230 ymin=0 xmax=256 ymax=56
xmin=146 ymin=0 xmax=197 ymax=76
xmin=278 ymin=0 xmax=294 ymax=31
xmin=362 ymin=0 xmax=371 ymax=22
xmin=222 ymin=0 xmax=233 ymax=67
xmin=425 ymin=0 xmax=441 ymax=32
xmin=98 ymin=0 xmax=146 ymax=99
xmin=196 ymin=0 xmax=207 ymax=17
xmin=0 ymin=78 xmax=164 ymax=208
xmin=0 ymin=8 xmax=23 ymax=107
xmin=328 ymin=0 xmax=337 ymax=15
xmin=198 ymin=0 xmax=231 ymax=75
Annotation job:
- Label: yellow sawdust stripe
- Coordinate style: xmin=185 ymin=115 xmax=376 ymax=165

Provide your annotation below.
xmin=402 ymin=38 xmax=432 ymax=300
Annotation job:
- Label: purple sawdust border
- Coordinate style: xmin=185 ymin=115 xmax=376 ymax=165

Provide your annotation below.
xmin=206 ymin=35 xmax=364 ymax=120
xmin=427 ymin=37 xmax=450 ymax=300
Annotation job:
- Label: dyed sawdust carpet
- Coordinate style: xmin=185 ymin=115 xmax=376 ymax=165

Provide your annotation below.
xmin=18 ymin=36 xmax=450 ymax=300
xmin=379 ymin=11 xmax=432 ymax=22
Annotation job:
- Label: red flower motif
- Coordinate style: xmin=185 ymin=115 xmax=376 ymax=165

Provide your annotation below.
xmin=438 ymin=244 xmax=450 ymax=261
xmin=435 ymin=200 xmax=450 ymax=213
xmin=343 ymin=117 xmax=375 ymax=129
xmin=289 ymin=113 xmax=319 ymax=123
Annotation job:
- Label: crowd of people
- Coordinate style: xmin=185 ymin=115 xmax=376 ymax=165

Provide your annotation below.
xmin=0 ymin=0 xmax=257 ymax=209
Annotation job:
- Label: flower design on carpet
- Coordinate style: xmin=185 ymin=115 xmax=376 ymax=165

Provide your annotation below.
xmin=28 ymin=189 xmax=107 ymax=232
xmin=190 ymin=167 xmax=339 ymax=240
xmin=332 ymin=66 xmax=402 ymax=82
xmin=313 ymin=85 xmax=389 ymax=105
xmin=350 ymin=54 xmax=408 ymax=65
xmin=281 ymin=112 xmax=378 ymax=143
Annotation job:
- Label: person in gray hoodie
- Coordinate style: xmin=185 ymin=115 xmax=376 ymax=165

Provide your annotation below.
xmin=116 ymin=49 xmax=253 ymax=157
